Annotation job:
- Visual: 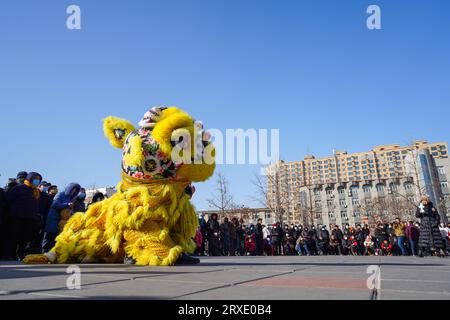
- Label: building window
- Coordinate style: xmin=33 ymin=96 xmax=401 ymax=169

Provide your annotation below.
xmin=339 ymin=199 xmax=346 ymax=206
xmin=363 ymin=185 xmax=371 ymax=193
xmin=326 ymin=188 xmax=333 ymax=195
xmin=338 ymin=187 xmax=345 ymax=194
xmin=389 ymin=183 xmax=398 ymax=192
xmin=376 ymin=184 xmax=385 ymax=192
xmin=437 ymin=167 xmax=446 ymax=175
xmin=404 ymin=182 xmax=413 ymax=191
xmin=350 ymin=186 xmax=358 ymax=197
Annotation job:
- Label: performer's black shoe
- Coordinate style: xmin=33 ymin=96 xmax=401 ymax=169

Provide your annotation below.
xmin=175 ymin=253 xmax=200 ymax=265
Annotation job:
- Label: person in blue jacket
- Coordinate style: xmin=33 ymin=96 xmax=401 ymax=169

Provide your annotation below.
xmin=42 ymin=183 xmax=81 ymax=253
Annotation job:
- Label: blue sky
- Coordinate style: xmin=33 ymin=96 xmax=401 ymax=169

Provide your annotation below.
xmin=0 ymin=0 xmax=449 ymax=210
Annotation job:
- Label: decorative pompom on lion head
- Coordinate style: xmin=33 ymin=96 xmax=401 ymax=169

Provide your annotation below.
xmin=103 ymin=107 xmax=216 ymax=184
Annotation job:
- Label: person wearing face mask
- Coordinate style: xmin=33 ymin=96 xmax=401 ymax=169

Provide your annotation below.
xmin=309 ymin=225 xmax=319 ymax=255
xmin=318 ymin=225 xmax=330 ymax=255
xmin=25 ymin=182 xmax=53 ymax=255
xmin=42 ymin=183 xmax=81 ymax=253
xmin=37 ymin=182 xmax=53 ymax=233
xmin=73 ymin=188 xmax=87 ymax=213
xmin=2 ymin=172 xmax=42 ymax=261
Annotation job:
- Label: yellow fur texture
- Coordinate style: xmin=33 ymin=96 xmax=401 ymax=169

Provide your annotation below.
xmin=23 ymin=107 xmax=215 ymax=266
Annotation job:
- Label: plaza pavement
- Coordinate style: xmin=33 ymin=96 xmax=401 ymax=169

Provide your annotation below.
xmin=1 ymin=255 xmax=450 ymax=300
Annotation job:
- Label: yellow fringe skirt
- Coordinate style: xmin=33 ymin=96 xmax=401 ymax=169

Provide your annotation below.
xmin=23 ymin=180 xmax=198 ymax=266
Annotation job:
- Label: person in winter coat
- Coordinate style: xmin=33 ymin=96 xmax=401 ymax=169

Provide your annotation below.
xmin=364 ymin=236 xmax=375 ymax=256
xmin=26 ymin=182 xmax=52 ymax=255
xmin=0 ymin=187 xmax=6 ymax=258
xmin=229 ymin=218 xmax=237 ymax=256
xmin=48 ymin=185 xmax=58 ymax=200
xmin=220 ymin=217 xmax=231 ymax=256
xmin=291 ymin=225 xmax=300 ymax=240
xmin=331 ymin=225 xmax=344 ymax=255
xmin=244 ymin=230 xmax=256 ymax=255
xmin=380 ymin=240 xmax=393 ymax=256
xmin=37 ymin=182 xmax=53 ymax=228
xmin=374 ymin=222 xmax=388 ymax=250
xmin=393 ymin=218 xmax=407 ymax=256
xmin=319 ymin=225 xmax=330 ymax=255
xmin=206 ymin=213 xmax=222 ymax=256
xmin=342 ymin=236 xmax=353 ymax=255
xmin=439 ymin=223 xmax=450 ymax=256
xmin=296 ymin=235 xmax=309 ymax=256
xmin=15 ymin=171 xmax=28 ymax=185
xmin=0 ymin=188 xmax=6 ymax=227
xmin=194 ymin=226 xmax=203 ymax=256
xmin=262 ymin=225 xmax=272 ymax=256
xmin=354 ymin=225 xmax=365 ymax=256
xmin=309 ymin=226 xmax=319 ymax=255
xmin=86 ymin=192 xmax=105 ymax=209
xmin=237 ymin=221 xmax=246 ymax=256
xmin=255 ymin=218 xmax=264 ymax=256
xmin=42 ymin=183 xmax=81 ymax=253
xmin=271 ymin=222 xmax=282 ymax=256
xmin=329 ymin=234 xmax=342 ymax=255
xmin=343 ymin=224 xmax=353 ymax=238
xmin=73 ymin=188 xmax=87 ymax=213
xmin=416 ymin=196 xmax=444 ymax=257
xmin=405 ymin=221 xmax=420 ymax=256
xmin=199 ymin=214 xmax=207 ymax=256
xmin=2 ymin=172 xmax=42 ymax=260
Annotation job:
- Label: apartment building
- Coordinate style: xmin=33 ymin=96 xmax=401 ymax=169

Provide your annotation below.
xmin=268 ymin=140 xmax=450 ymax=227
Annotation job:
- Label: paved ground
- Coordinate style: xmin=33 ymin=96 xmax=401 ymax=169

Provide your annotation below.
xmin=1 ymin=256 xmax=450 ymax=300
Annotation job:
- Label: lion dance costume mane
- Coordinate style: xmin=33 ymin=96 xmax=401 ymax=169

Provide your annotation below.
xmin=24 ymin=107 xmax=215 ymax=266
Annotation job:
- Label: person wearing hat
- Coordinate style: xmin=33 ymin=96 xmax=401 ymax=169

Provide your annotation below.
xmin=42 ymin=183 xmax=81 ymax=253
xmin=1 ymin=172 xmax=42 ymax=260
xmin=319 ymin=225 xmax=330 ymax=255
xmin=16 ymin=171 xmax=28 ymax=185
xmin=47 ymin=185 xmax=58 ymax=200
xmin=73 ymin=188 xmax=87 ymax=213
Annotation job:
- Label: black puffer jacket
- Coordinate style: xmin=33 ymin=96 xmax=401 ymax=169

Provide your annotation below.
xmin=0 ymin=188 xmax=6 ymax=225
xmin=416 ymin=202 xmax=443 ymax=250
xmin=5 ymin=184 xmax=40 ymax=220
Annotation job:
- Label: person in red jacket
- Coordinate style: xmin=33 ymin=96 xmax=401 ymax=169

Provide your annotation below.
xmin=245 ymin=231 xmax=256 ymax=256
xmin=381 ymin=240 xmax=393 ymax=256
xmin=194 ymin=226 xmax=203 ymax=256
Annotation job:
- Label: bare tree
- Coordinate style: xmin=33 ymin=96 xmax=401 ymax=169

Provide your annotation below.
xmin=207 ymin=172 xmax=235 ymax=216
xmin=251 ymin=164 xmax=290 ymax=225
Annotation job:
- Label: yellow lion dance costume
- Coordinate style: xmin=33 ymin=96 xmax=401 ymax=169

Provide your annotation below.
xmin=24 ymin=107 xmax=215 ymax=266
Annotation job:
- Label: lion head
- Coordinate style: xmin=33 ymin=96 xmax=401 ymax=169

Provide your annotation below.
xmin=103 ymin=107 xmax=216 ymax=184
